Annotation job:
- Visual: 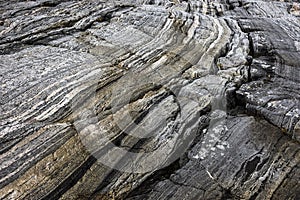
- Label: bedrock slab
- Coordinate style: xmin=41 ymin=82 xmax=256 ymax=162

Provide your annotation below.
xmin=0 ymin=0 xmax=299 ymax=199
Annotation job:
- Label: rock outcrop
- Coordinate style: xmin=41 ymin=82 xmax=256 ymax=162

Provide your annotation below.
xmin=0 ymin=0 xmax=299 ymax=199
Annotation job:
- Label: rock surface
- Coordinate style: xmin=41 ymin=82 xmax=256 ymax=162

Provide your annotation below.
xmin=0 ymin=0 xmax=299 ymax=199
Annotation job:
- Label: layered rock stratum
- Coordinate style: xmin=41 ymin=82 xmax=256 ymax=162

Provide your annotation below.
xmin=0 ymin=0 xmax=299 ymax=199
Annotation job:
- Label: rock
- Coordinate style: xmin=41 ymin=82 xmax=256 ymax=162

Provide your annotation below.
xmin=127 ymin=116 xmax=300 ymax=200
xmin=0 ymin=0 xmax=299 ymax=200
xmin=290 ymin=3 xmax=300 ymax=16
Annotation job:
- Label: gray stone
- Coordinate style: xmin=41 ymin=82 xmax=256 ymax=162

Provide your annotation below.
xmin=0 ymin=0 xmax=299 ymax=199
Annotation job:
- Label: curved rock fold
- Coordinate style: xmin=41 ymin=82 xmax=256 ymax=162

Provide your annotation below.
xmin=0 ymin=0 xmax=299 ymax=199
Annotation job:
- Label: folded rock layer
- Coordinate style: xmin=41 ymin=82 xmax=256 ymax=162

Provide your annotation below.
xmin=0 ymin=0 xmax=299 ymax=199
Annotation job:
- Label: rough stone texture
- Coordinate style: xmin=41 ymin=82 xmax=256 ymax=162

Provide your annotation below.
xmin=0 ymin=0 xmax=299 ymax=200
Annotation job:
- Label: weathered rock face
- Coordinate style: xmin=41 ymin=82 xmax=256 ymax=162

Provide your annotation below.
xmin=0 ymin=0 xmax=299 ymax=199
